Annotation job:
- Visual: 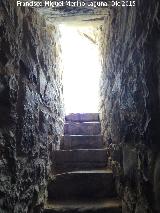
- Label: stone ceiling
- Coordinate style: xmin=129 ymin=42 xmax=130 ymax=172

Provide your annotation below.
xmin=31 ymin=0 xmax=111 ymax=23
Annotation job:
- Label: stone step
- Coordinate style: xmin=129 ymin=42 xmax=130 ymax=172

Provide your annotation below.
xmin=64 ymin=122 xmax=101 ymax=135
xmin=52 ymin=149 xmax=107 ymax=171
xmin=61 ymin=135 xmax=104 ymax=150
xmin=65 ymin=113 xmax=99 ymax=122
xmin=48 ymin=170 xmax=117 ymax=200
xmin=44 ymin=198 xmax=122 ymax=213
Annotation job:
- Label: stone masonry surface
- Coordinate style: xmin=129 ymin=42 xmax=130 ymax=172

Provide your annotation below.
xmin=99 ymin=1 xmax=160 ymax=212
xmin=0 ymin=1 xmax=64 ymax=212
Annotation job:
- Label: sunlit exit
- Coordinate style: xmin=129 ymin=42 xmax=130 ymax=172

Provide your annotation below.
xmin=60 ymin=24 xmax=102 ymax=115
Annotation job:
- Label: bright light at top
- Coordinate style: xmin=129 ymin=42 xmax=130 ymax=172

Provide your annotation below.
xmin=60 ymin=24 xmax=102 ymax=115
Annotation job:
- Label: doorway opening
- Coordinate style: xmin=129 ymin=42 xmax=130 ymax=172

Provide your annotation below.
xmin=59 ymin=22 xmax=103 ymax=115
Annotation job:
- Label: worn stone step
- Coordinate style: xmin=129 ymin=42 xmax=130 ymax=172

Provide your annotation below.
xmin=54 ymin=163 xmax=108 ymax=174
xmin=44 ymin=198 xmax=122 ymax=213
xmin=64 ymin=122 xmax=101 ymax=135
xmin=48 ymin=170 xmax=116 ymax=200
xmin=61 ymin=135 xmax=104 ymax=149
xmin=52 ymin=149 xmax=107 ymax=171
xmin=65 ymin=113 xmax=99 ymax=122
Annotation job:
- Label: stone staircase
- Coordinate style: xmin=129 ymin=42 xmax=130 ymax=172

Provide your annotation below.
xmin=44 ymin=113 xmax=122 ymax=213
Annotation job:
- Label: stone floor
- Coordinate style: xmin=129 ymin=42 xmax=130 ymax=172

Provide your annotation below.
xmin=44 ymin=113 xmax=122 ymax=213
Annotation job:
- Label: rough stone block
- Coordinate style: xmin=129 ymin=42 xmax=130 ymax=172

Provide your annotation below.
xmin=48 ymin=170 xmax=116 ymax=200
xmin=52 ymin=149 xmax=107 ymax=171
xmin=61 ymin=135 xmax=104 ymax=149
xmin=123 ymin=145 xmax=137 ymax=177
xmin=53 ymin=149 xmax=107 ymax=163
xmin=65 ymin=113 xmax=99 ymax=122
xmin=44 ymin=198 xmax=122 ymax=213
xmin=154 ymin=153 xmax=160 ymax=212
xmin=64 ymin=122 xmax=101 ymax=135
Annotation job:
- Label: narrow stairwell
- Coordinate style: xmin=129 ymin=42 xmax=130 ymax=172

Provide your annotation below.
xmin=44 ymin=113 xmax=122 ymax=213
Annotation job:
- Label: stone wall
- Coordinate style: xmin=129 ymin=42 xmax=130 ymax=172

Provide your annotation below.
xmin=99 ymin=0 xmax=160 ymax=212
xmin=0 ymin=1 xmax=64 ymax=212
